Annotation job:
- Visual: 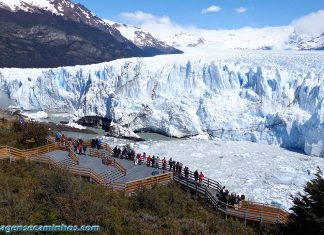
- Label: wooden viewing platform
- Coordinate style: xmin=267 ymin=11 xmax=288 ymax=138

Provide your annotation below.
xmin=0 ymin=137 xmax=290 ymax=225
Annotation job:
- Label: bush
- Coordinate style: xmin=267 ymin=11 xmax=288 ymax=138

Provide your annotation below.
xmin=0 ymin=119 xmax=48 ymax=148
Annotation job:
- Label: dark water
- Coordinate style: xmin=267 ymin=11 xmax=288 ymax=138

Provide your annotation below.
xmin=137 ymin=132 xmax=174 ymax=141
xmin=62 ymin=129 xmax=175 ymax=143
xmin=62 ymin=128 xmax=106 ymax=140
xmin=0 ymin=90 xmax=15 ymax=108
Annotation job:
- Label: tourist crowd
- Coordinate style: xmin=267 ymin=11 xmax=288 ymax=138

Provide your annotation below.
xmin=56 ymin=132 xmax=246 ymax=208
xmin=112 ymin=146 xmax=205 ymax=183
xmin=219 ymin=186 xmax=246 ymax=209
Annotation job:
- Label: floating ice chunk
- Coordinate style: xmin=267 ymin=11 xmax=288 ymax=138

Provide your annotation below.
xmin=22 ymin=111 xmax=48 ymax=119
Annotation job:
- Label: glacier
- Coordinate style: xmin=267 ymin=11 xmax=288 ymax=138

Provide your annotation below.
xmin=0 ymin=49 xmax=323 ymax=157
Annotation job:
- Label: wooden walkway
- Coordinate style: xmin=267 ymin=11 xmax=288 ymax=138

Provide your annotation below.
xmin=173 ymin=174 xmax=289 ymax=224
xmin=0 ymin=138 xmax=290 ymax=225
xmin=0 ymin=142 xmax=172 ymax=192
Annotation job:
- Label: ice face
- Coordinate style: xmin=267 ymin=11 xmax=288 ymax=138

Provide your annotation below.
xmin=0 ymin=50 xmax=323 ymax=156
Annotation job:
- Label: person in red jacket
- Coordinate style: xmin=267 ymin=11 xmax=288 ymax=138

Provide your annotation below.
xmin=199 ymin=171 xmax=205 ymax=183
xmin=162 ymin=158 xmax=167 ymax=170
xmin=146 ymin=155 xmax=151 ymax=167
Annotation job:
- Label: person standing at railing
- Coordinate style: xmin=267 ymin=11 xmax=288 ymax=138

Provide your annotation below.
xmin=82 ymin=144 xmax=87 ymax=154
xmin=77 ymin=142 xmax=82 ymax=154
xmin=152 ymin=155 xmax=156 ymax=168
xmin=139 ymin=153 xmax=143 ymax=165
xmin=178 ymin=162 xmax=183 ymax=175
xmin=134 ymin=154 xmax=139 ymax=165
xmin=91 ymin=138 xmax=96 ymax=148
xmin=117 ymin=148 xmax=121 ymax=158
xmin=113 ymin=146 xmax=118 ymax=157
xmin=199 ymin=171 xmax=205 ymax=184
xmin=60 ymin=134 xmax=66 ymax=144
xmin=156 ymin=156 xmax=160 ymax=168
xmin=168 ymin=158 xmax=173 ymax=171
xmin=122 ymin=148 xmax=127 ymax=159
xmin=176 ymin=162 xmax=179 ymax=173
xmin=194 ymin=170 xmax=199 ymax=182
xmin=55 ymin=131 xmax=61 ymax=142
xmin=184 ymin=166 xmax=189 ymax=179
xmin=162 ymin=157 xmax=167 ymax=170
xmin=147 ymin=155 xmax=151 ymax=167
xmin=172 ymin=160 xmax=176 ymax=172
xmin=96 ymin=138 xmax=102 ymax=150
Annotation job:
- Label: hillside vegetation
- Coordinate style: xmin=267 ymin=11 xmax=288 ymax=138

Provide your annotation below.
xmin=0 ymin=160 xmax=259 ymax=235
xmin=0 ymin=119 xmax=48 ymax=149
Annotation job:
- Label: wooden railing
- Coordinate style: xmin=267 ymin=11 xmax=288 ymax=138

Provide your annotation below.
xmin=113 ymin=159 xmax=126 ymax=176
xmin=125 ymin=172 xmax=173 ymax=192
xmin=68 ymin=149 xmax=79 ymax=165
xmin=28 ymin=155 xmax=128 ymax=190
xmin=29 ymin=155 xmax=106 ymax=185
xmin=107 ymin=149 xmax=289 ymax=224
xmin=0 ymin=144 xmax=59 ymax=160
xmin=89 ymin=148 xmax=126 ymax=175
xmin=173 ymin=174 xmax=289 ymax=224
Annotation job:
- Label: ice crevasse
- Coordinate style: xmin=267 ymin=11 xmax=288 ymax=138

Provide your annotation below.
xmin=0 ymin=51 xmax=323 ymax=157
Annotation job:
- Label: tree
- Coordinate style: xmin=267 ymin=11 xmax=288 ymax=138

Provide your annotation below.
xmin=283 ymin=167 xmax=324 ymax=235
xmin=12 ymin=120 xmax=49 ymax=148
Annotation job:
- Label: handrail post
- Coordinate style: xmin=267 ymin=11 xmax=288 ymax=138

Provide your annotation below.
xmin=204 ymin=187 xmax=207 ymax=206
xmin=225 ymin=202 xmax=228 ymax=221
xmin=244 ymin=211 xmax=247 ymax=227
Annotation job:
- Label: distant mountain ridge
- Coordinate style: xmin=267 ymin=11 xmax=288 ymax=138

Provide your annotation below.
xmin=0 ymin=0 xmax=181 ymax=68
xmin=166 ymin=28 xmax=324 ymax=51
xmin=104 ymin=20 xmax=182 ymax=56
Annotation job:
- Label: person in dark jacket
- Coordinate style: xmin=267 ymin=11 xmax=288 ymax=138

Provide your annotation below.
xmin=152 ymin=155 xmax=156 ymax=168
xmin=82 ymin=145 xmax=87 ymax=154
xmin=176 ymin=162 xmax=179 ymax=173
xmin=117 ymin=148 xmax=121 ymax=158
xmin=178 ymin=162 xmax=183 ymax=175
xmin=194 ymin=170 xmax=199 ymax=182
xmin=91 ymin=138 xmax=96 ymax=148
xmin=113 ymin=146 xmax=118 ymax=157
xmin=184 ymin=166 xmax=189 ymax=179
xmin=168 ymin=158 xmax=173 ymax=171
xmin=122 ymin=148 xmax=127 ymax=159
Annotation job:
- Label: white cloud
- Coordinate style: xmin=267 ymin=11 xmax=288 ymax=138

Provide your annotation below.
xmin=118 ymin=9 xmax=323 ymax=47
xmin=120 ymin=11 xmax=170 ymax=24
xmin=292 ymin=9 xmax=324 ymax=35
xmin=120 ymin=11 xmax=195 ymax=41
xmin=201 ymin=5 xmax=221 ymax=14
xmin=236 ymin=7 xmax=247 ymax=13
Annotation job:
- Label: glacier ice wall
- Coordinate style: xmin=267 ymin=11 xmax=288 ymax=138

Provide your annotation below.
xmin=0 ymin=50 xmax=323 ymax=156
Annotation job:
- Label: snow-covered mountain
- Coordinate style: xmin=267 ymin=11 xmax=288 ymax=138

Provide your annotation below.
xmin=105 ymin=20 xmax=182 ymax=56
xmin=171 ymin=32 xmax=207 ymax=48
xmin=166 ymin=27 xmax=323 ymax=51
xmin=294 ymin=33 xmax=324 ymax=50
xmin=0 ymin=0 xmax=127 ymax=42
xmin=0 ymin=50 xmax=323 ymax=157
xmin=0 ymin=0 xmax=181 ymax=68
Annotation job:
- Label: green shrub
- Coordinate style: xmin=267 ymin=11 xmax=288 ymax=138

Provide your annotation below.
xmin=0 ymin=160 xmax=260 ymax=234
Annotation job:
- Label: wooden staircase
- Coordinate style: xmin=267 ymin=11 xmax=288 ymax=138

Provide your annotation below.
xmin=99 ymin=167 xmax=124 ymax=184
